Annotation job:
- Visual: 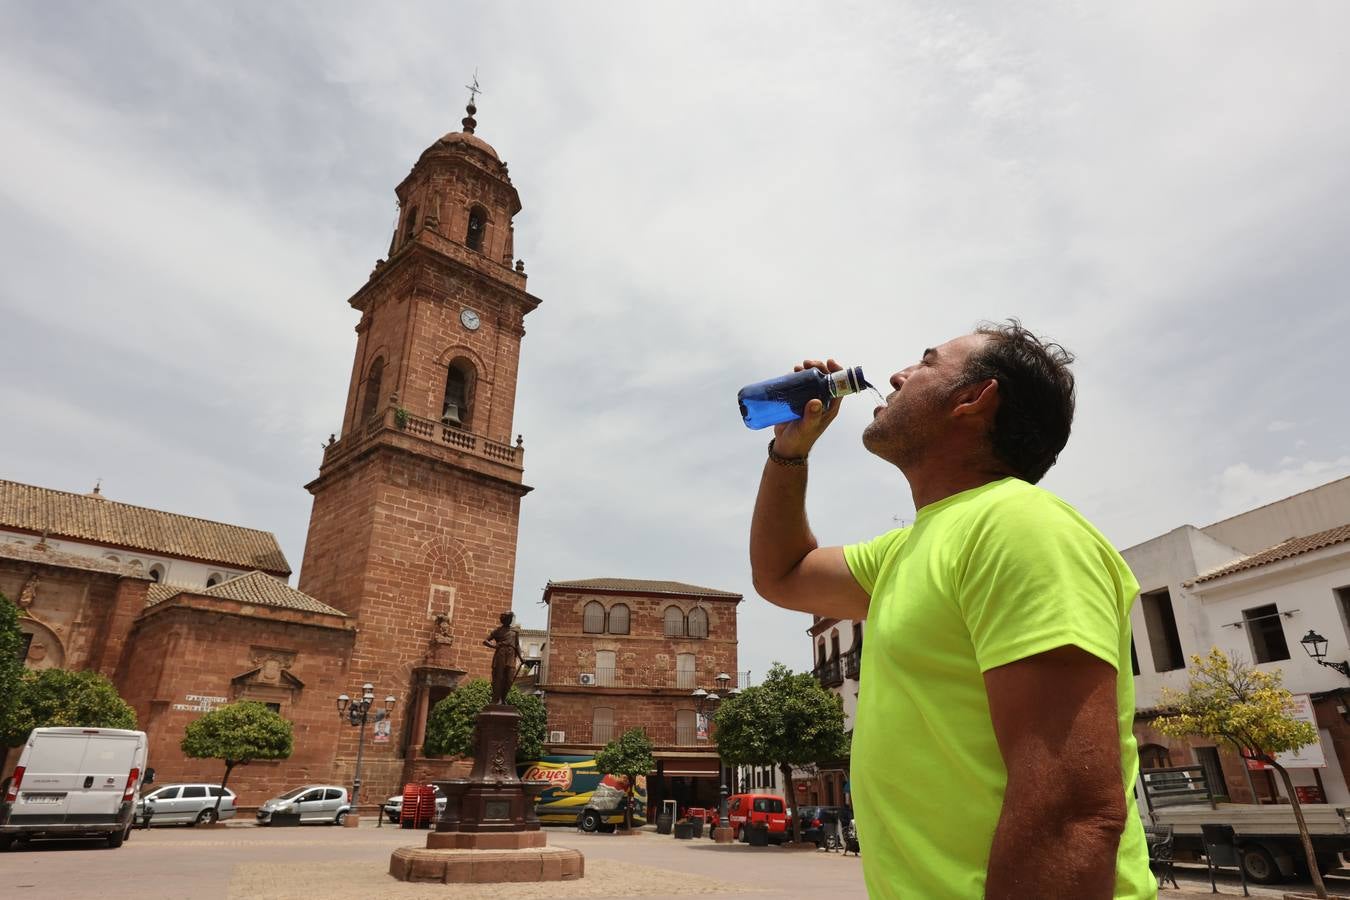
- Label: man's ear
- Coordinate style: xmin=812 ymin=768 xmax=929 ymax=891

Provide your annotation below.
xmin=952 ymin=379 xmax=998 ymax=420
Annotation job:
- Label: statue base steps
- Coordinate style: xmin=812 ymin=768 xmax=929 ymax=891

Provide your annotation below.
xmin=389 ymin=844 xmax=584 ymax=884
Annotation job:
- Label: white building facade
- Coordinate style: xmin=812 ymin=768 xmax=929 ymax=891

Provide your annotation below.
xmin=1126 ymin=475 xmax=1350 ymax=804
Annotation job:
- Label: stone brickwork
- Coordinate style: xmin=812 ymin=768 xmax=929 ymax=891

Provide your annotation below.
xmin=540 ymin=584 xmax=741 ymax=751
xmin=0 ymin=558 xmax=149 ymax=674
xmin=115 ymin=597 xmax=355 ymax=805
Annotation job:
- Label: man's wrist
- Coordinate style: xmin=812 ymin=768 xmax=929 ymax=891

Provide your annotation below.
xmin=767 ymin=438 xmax=809 ymax=467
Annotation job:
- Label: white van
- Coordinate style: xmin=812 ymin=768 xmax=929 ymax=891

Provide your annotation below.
xmin=1 ymin=727 xmax=150 ymax=850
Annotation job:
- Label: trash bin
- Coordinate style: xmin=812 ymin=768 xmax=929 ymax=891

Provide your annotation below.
xmin=674 ymin=821 xmax=696 ymax=840
xmin=656 ymin=813 xmax=674 ymax=835
xmin=747 ymin=823 xmax=769 ymax=846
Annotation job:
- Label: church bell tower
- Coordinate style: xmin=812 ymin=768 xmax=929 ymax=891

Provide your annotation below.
xmin=297 ymin=98 xmax=540 ymax=793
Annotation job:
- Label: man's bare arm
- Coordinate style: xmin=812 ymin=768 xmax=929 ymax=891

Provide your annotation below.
xmin=984 ymin=645 xmax=1127 ymax=900
xmin=749 ymin=396 xmax=869 ymax=620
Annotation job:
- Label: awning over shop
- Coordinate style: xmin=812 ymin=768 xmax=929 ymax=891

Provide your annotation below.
xmin=654 ymin=755 xmax=721 ymax=778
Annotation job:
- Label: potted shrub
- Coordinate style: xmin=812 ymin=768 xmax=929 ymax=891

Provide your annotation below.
xmin=673 ymin=818 xmax=696 ymax=840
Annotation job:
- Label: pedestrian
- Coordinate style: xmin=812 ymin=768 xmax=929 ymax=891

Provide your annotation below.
xmin=749 ymin=321 xmax=1154 ymax=899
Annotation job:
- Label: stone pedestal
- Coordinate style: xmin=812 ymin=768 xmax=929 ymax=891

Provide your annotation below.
xmin=389 ymin=704 xmax=584 ymax=884
xmin=712 ymin=825 xmax=734 ymax=843
xmin=342 ymin=814 xmax=361 ymax=828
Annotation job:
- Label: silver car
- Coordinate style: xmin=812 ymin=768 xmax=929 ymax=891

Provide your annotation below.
xmin=136 ymin=783 xmax=237 ymax=826
xmin=255 ymin=785 xmax=350 ymax=826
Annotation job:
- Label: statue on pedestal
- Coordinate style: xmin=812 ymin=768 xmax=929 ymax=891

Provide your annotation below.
xmin=483 ymin=611 xmax=524 ymax=705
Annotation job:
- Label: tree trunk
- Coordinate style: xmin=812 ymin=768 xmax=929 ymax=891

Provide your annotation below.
xmin=215 ymin=760 xmax=237 ymax=815
xmin=1272 ymin=762 xmax=1328 ymax=900
xmin=625 ymin=781 xmax=634 ymax=831
xmin=781 ymin=764 xmax=800 ymax=844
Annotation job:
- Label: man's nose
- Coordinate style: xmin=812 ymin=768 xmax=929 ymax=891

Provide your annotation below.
xmin=889 ymin=369 xmax=911 ymax=390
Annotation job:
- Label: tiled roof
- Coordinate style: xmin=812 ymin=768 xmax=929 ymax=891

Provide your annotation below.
xmin=147 ymin=571 xmax=346 ymax=617
xmin=545 ymin=578 xmax=741 ymax=599
xmin=0 ymin=541 xmax=149 ymax=579
xmin=0 ymin=480 xmax=290 ymax=575
xmin=144 ymin=582 xmax=179 ymax=606
xmin=1193 ymin=524 xmax=1350 ymax=584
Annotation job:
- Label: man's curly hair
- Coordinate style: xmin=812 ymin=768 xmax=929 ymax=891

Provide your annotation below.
xmin=959 ymin=320 xmax=1076 ymax=484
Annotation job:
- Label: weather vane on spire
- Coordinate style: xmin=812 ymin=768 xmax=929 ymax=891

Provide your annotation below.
xmin=462 ymin=69 xmax=482 ymax=134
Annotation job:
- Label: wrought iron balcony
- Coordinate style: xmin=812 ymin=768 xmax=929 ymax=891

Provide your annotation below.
xmin=544 ymin=668 xmax=752 ymax=691
xmin=843 ymin=646 xmax=862 ymax=680
xmin=814 ymin=658 xmax=844 ymax=689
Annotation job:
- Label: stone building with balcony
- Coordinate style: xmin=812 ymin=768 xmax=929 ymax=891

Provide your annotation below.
xmin=796 ymin=615 xmax=863 ymax=809
xmin=538 ymin=578 xmax=744 ymax=817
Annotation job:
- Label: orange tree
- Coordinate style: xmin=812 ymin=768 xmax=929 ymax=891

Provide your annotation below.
xmin=1155 ymin=648 xmax=1325 ymax=898
xmin=594 ymin=727 xmax=655 ymax=831
xmin=712 ymin=663 xmax=848 ymax=843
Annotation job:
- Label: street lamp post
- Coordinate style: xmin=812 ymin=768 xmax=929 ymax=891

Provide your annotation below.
xmin=694 ymin=672 xmax=737 ymax=841
xmin=1300 ymin=630 xmax=1350 ymax=678
xmin=336 ymin=683 xmax=397 ymax=823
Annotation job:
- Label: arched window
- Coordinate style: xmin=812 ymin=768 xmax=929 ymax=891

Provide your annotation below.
xmin=852 ymin=621 xmax=863 ymax=651
xmin=206 ymin=573 xmax=222 ymax=588
xmin=830 ymin=629 xmax=841 ymax=659
xmin=664 ymin=606 xmax=686 ymax=638
xmin=592 ymin=706 xmax=614 ymax=744
xmin=466 ymin=206 xmax=487 ymax=252
xmin=687 ymin=607 xmax=708 ymax=639
xmin=442 ymin=359 xmax=475 ymax=427
xmin=403 ymin=205 xmax=419 ymax=246
xmin=816 ymin=641 xmax=827 ymax=668
xmin=360 ymin=357 xmax=384 ymax=424
xmin=582 ymin=602 xmax=606 ymax=634
xmin=608 ymin=604 xmax=630 ymax=635
xmin=104 ymin=553 xmax=120 ymax=563
xmin=149 ymin=564 xmax=164 ymax=583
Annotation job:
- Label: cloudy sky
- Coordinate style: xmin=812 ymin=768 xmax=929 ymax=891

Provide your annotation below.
xmin=2 ymin=2 xmax=1348 ymax=683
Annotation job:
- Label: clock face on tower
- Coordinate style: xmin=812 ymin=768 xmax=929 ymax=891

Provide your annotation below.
xmin=460 ymin=308 xmax=481 ymax=331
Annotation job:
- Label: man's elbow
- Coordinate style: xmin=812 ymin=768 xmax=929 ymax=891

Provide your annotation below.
xmin=1061 ymin=790 xmax=1129 ymax=842
xmin=751 ymin=571 xmax=787 ymax=606
xmin=1012 ymin=778 xmax=1129 ymax=837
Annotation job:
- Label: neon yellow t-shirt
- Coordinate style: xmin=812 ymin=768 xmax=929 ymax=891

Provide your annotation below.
xmin=844 ymin=477 xmax=1154 ymax=900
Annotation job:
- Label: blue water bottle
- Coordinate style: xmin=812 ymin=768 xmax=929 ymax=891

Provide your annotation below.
xmin=738 ymin=366 xmax=868 ymax=430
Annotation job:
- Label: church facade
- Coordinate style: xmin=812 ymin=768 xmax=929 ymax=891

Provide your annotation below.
xmin=1 ymin=104 xmax=540 ymax=807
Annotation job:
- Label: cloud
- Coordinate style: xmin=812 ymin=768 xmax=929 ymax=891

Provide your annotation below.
xmin=1267 ymin=420 xmax=1296 ymax=433
xmin=2 ymin=1 xmax=1350 ymax=685
xmin=1214 ymin=457 xmax=1350 ymax=522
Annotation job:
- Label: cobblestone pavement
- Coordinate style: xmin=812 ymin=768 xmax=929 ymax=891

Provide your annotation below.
xmin=7 ymin=822 xmax=1346 ymax=898
xmin=0 ymin=821 xmax=867 ymax=900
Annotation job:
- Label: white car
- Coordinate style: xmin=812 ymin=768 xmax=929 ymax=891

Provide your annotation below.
xmin=383 ymin=785 xmax=447 ymax=824
xmin=136 ymin=784 xmax=237 ymax=826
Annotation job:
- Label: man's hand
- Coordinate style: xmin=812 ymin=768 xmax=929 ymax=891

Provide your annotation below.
xmin=750 ymin=356 xmax=870 ymax=622
xmin=984 ymin=645 xmax=1127 ymax=900
xmin=771 ymin=358 xmax=845 ymax=458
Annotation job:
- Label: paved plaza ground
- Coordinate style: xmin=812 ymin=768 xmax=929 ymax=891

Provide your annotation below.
xmin=0 ymin=819 xmax=1346 ymax=898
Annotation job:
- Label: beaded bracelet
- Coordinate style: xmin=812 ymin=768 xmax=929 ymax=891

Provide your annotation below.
xmin=767 ymin=438 xmax=808 ymax=467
